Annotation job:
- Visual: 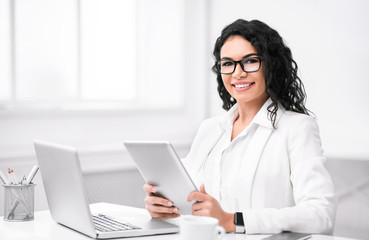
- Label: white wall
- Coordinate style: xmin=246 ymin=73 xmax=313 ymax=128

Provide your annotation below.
xmin=0 ymin=0 xmax=209 ymax=158
xmin=208 ymin=0 xmax=369 ymax=161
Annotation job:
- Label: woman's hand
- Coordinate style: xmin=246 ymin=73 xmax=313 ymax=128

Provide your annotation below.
xmin=143 ymin=184 xmax=180 ymax=220
xmin=187 ymin=184 xmax=236 ymax=232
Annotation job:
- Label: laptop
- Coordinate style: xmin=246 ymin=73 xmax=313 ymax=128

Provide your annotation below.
xmin=33 ymin=140 xmax=179 ymax=239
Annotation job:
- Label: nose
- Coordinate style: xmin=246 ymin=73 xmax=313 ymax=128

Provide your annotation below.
xmin=232 ymin=62 xmax=247 ymax=78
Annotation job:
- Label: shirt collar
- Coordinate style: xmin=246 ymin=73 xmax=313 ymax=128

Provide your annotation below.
xmin=253 ymin=98 xmax=274 ymax=129
xmin=219 ymin=103 xmax=239 ymax=131
xmin=219 ymin=98 xmax=274 ymax=130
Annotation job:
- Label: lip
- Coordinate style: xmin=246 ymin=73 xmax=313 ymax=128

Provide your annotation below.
xmin=231 ymin=81 xmax=255 ymax=92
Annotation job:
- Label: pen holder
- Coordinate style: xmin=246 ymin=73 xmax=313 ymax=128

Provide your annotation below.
xmin=3 ymin=184 xmax=35 ymax=221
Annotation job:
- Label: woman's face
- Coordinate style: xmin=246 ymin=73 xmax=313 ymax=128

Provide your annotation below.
xmin=220 ymin=35 xmax=268 ymax=106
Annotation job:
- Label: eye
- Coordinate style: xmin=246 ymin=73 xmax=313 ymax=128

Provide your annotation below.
xmin=243 ymin=57 xmax=259 ymax=64
xmin=221 ymin=61 xmax=234 ymax=67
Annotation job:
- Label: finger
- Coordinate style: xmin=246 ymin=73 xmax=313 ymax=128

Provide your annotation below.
xmin=200 ymin=184 xmax=207 ymax=194
xmin=143 ymin=184 xmax=157 ymax=194
xmin=192 ymin=209 xmax=209 ymax=217
xmin=192 ymin=209 xmax=202 ymax=216
xmin=147 ymin=204 xmax=179 ymax=214
xmin=150 ymin=212 xmax=180 ymax=220
xmin=187 ymin=191 xmax=208 ymax=202
xmin=156 ymin=214 xmax=180 ymax=220
xmin=191 ymin=201 xmax=205 ymax=212
xmin=145 ymin=196 xmax=173 ymax=207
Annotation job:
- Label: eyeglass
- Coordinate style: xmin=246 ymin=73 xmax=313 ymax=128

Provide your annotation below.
xmin=217 ymin=56 xmax=262 ymax=74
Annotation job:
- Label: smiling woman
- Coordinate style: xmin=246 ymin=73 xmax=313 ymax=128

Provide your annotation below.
xmin=143 ymin=19 xmax=336 ymax=235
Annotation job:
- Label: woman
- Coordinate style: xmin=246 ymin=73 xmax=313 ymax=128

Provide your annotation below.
xmin=143 ymin=19 xmax=336 ymax=234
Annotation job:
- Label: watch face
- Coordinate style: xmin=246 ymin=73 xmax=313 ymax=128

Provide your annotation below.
xmin=235 ymin=212 xmax=244 ymax=226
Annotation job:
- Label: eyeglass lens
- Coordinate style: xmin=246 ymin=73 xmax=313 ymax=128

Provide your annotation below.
xmin=218 ymin=57 xmax=261 ymax=74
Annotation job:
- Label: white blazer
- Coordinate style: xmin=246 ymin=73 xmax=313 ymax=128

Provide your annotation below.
xmin=182 ymin=101 xmax=336 ymax=234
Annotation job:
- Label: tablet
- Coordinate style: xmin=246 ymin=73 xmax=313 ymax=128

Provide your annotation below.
xmin=124 ymin=141 xmax=197 ymax=215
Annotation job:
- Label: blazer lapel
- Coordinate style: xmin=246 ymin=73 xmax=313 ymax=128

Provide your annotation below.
xmin=237 ymin=108 xmax=285 ymax=210
xmin=238 ymin=125 xmax=274 ymax=209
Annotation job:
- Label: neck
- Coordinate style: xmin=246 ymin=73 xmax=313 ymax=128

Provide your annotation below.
xmin=236 ymin=95 xmax=268 ymax=125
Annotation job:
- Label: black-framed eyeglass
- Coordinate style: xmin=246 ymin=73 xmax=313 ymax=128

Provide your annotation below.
xmin=217 ymin=56 xmax=263 ymax=74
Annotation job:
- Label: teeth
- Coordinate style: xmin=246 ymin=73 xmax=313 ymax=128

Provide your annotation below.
xmin=234 ymin=83 xmax=253 ymax=88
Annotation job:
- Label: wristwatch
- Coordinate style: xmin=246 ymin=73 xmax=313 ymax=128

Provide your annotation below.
xmin=234 ymin=212 xmax=245 ymax=233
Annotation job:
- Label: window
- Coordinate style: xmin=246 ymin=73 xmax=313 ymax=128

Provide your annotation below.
xmin=80 ymin=0 xmax=136 ymax=101
xmin=0 ymin=0 xmax=11 ymax=101
xmin=14 ymin=0 xmax=78 ymax=103
xmin=0 ymin=0 xmax=209 ymax=167
xmin=0 ymin=0 xmax=184 ymax=110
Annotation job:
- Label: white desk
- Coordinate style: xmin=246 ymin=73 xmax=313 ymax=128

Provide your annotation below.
xmin=0 ymin=203 xmax=352 ymax=240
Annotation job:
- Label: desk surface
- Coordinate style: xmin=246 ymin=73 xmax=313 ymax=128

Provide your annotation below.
xmin=0 ymin=203 xmax=352 ymax=240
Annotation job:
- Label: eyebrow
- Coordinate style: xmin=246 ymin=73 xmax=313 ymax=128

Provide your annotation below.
xmin=220 ymin=53 xmax=258 ymax=61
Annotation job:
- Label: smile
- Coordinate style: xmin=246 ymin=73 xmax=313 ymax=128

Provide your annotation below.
xmin=231 ymin=82 xmax=255 ymax=91
xmin=234 ymin=83 xmax=254 ymax=88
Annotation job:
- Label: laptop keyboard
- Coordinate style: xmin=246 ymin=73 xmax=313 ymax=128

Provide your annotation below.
xmin=92 ymin=214 xmax=141 ymax=232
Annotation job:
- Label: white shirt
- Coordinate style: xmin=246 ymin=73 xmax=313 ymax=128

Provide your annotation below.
xmin=202 ymin=103 xmax=259 ymax=212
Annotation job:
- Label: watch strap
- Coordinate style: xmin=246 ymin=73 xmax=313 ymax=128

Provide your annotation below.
xmin=235 ymin=224 xmax=245 ymax=233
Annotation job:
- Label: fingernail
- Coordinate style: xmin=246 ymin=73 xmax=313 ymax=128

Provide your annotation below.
xmin=173 ymin=208 xmax=178 ymax=213
xmin=152 ymin=187 xmax=157 ymax=192
xmin=167 ymin=201 xmax=173 ymax=206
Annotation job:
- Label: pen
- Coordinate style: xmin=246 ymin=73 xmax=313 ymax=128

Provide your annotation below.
xmin=7 ymin=185 xmax=32 ymax=217
xmin=7 ymin=196 xmax=32 ymax=217
xmin=21 ymin=175 xmax=27 ymax=185
xmin=0 ymin=170 xmax=9 ymax=185
xmin=26 ymin=165 xmax=39 ymax=184
xmin=7 ymin=200 xmax=20 ymax=219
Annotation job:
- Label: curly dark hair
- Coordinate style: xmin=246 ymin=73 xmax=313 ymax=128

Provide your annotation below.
xmin=212 ymin=19 xmax=310 ymax=128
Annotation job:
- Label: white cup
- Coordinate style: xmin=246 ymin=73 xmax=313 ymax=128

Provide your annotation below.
xmin=180 ymin=215 xmax=226 ymax=240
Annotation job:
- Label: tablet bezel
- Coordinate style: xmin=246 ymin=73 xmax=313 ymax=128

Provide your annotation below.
xmin=124 ymin=141 xmax=198 ymax=215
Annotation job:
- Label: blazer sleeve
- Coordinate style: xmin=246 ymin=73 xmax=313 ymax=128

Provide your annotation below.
xmin=243 ymin=116 xmax=336 ymax=234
